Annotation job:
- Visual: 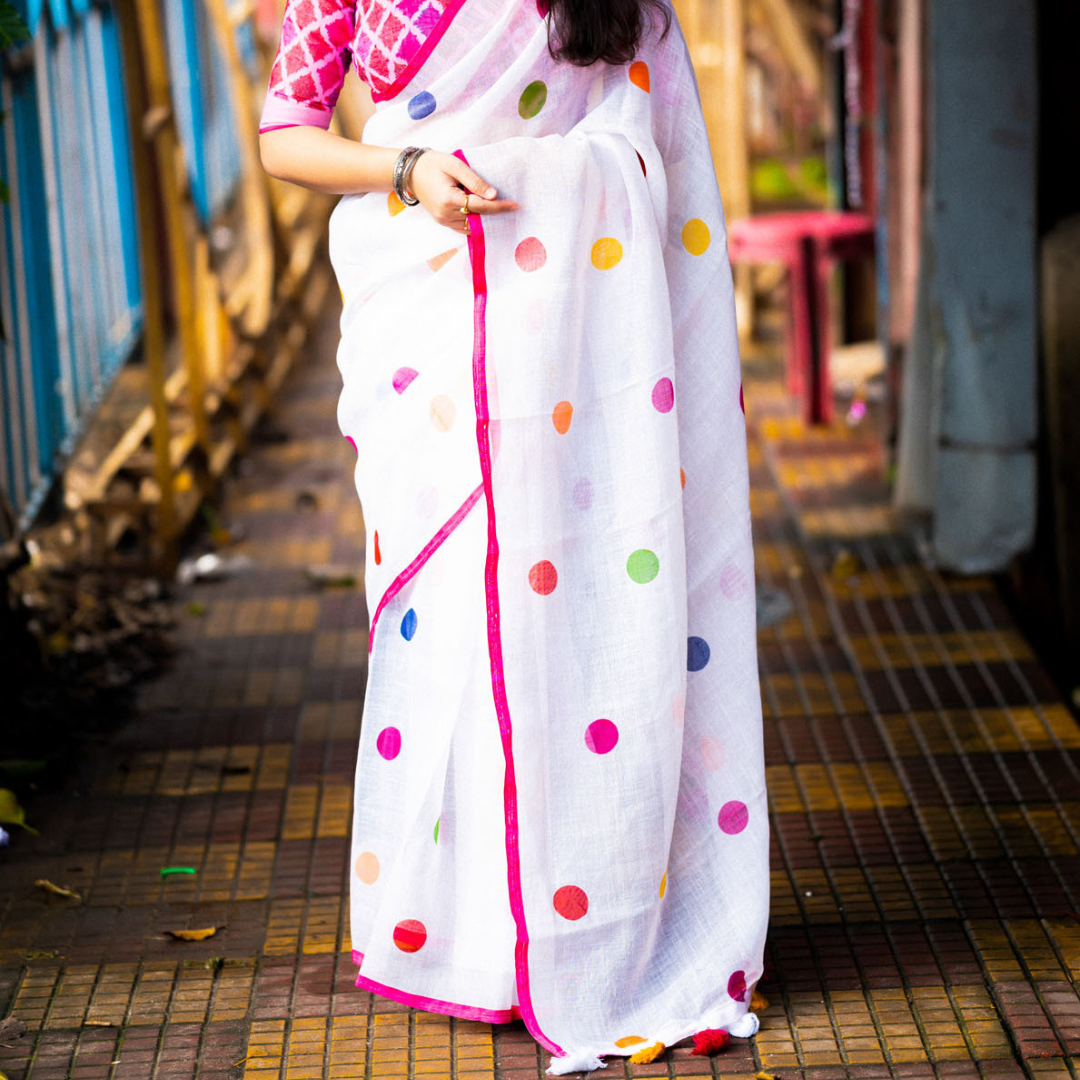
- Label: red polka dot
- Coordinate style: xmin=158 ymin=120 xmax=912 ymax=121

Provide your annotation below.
xmin=528 ymin=560 xmax=558 ymax=595
xmin=515 ymin=237 xmax=547 ymax=272
xmin=718 ymin=800 xmax=749 ymax=834
xmin=376 ymin=727 xmax=401 ymax=760
xmin=553 ymin=885 xmax=588 ymax=920
xmin=584 ymin=719 xmax=619 ymax=754
xmin=374 ymin=531 xmax=382 ymax=566
xmin=727 ymin=969 xmax=747 ymax=1001
xmin=652 ymin=377 xmax=674 ymax=413
xmin=393 ymin=919 xmax=427 ymax=953
xmin=636 ymin=150 xmax=647 ymax=176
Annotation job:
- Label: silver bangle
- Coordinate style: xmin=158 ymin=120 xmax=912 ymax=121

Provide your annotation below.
xmin=393 ymin=146 xmax=421 ymax=206
xmin=401 ymin=146 xmax=430 ymax=204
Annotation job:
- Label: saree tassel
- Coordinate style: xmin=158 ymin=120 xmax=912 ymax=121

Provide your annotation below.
xmin=628 ymin=1042 xmax=666 ymax=1064
xmin=750 ymin=989 xmax=770 ymax=1011
xmin=728 ymin=1012 xmax=760 ymax=1038
xmin=689 ymin=1028 xmax=731 ymax=1056
xmin=546 ymin=1053 xmax=607 ymax=1075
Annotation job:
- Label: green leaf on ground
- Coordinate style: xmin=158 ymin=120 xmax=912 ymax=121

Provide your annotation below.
xmin=0 ymin=789 xmax=38 ymax=834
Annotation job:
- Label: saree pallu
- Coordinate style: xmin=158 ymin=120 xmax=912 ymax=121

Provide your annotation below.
xmin=328 ymin=0 xmax=769 ymax=1068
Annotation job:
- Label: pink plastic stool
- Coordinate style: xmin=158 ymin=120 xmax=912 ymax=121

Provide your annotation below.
xmin=727 ymin=211 xmax=876 ymax=425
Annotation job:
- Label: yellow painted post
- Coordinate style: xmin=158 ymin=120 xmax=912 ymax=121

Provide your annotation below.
xmin=114 ymin=0 xmax=177 ymax=563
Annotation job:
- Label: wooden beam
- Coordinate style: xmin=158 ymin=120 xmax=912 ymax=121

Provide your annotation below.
xmin=755 ymin=0 xmax=823 ymax=97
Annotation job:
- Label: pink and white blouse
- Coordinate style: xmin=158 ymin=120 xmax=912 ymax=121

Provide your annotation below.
xmin=259 ymin=0 xmax=466 ymax=132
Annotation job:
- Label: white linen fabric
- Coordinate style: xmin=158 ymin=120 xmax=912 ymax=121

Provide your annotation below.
xmin=328 ymin=0 xmax=769 ymax=1067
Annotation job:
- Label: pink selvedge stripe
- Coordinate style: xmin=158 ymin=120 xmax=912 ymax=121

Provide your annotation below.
xmin=454 ymin=149 xmax=564 ymax=1060
xmin=368 ymin=482 xmax=484 ymax=653
xmin=369 ymin=0 xmax=469 ymax=102
xmin=352 ymin=950 xmax=523 ymax=1023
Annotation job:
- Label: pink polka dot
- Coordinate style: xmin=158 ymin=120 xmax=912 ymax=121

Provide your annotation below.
xmin=718 ymin=800 xmax=749 ymax=834
xmin=672 ymin=691 xmax=685 ymax=728
xmin=393 ymin=367 xmax=418 ymax=394
xmin=720 ymin=563 xmax=750 ymax=599
xmin=585 ymin=719 xmax=619 ymax=754
xmin=393 ymin=919 xmax=427 ymax=953
xmin=345 ymin=436 xmax=357 ymax=453
xmin=376 ymin=727 xmax=401 ymax=760
xmin=727 ymin=969 xmax=747 ymax=1001
xmin=553 ymin=885 xmax=588 ymax=920
xmin=515 ymin=237 xmax=547 ymax=272
xmin=701 ymin=735 xmax=725 ymax=771
xmin=528 ymin=560 xmax=558 ymax=595
xmin=652 ymin=377 xmax=674 ymax=413
xmin=572 ymin=478 xmax=593 ymax=510
xmin=739 ymin=384 xmax=745 ymax=414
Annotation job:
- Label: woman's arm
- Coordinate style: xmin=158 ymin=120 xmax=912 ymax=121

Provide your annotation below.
xmin=257 ymin=128 xmax=518 ymax=231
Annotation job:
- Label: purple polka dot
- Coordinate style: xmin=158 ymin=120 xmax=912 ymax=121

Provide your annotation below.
xmin=652 ymin=377 xmax=674 ymax=413
xmin=739 ymin=384 xmax=745 ymax=414
xmin=718 ymin=800 xmax=749 ymax=835
xmin=584 ymin=718 xmax=619 ymax=754
xmin=376 ymin=727 xmax=401 ymax=760
xmin=572 ymin=477 xmax=593 ymax=510
xmin=687 ymin=636 xmax=710 ymax=672
xmin=728 ymin=969 xmax=747 ymax=1001
xmin=393 ymin=367 xmax=418 ymax=394
xmin=407 ymin=91 xmax=436 ymax=120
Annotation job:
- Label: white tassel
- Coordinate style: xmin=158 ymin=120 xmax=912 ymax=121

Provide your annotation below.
xmin=728 ymin=1011 xmax=760 ymax=1038
xmin=546 ymin=1051 xmax=608 ymax=1075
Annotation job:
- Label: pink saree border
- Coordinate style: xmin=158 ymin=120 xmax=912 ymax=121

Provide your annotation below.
xmin=369 ymin=0 xmax=469 ymax=102
xmin=368 ymin=483 xmax=484 ymax=653
xmin=352 ymin=950 xmax=523 ymax=1023
xmin=455 ymin=150 xmax=564 ymax=1060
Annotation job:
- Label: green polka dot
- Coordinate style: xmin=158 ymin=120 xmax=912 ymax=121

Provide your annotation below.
xmin=519 ymin=80 xmax=548 ymax=119
xmin=627 ymin=548 xmax=660 ymax=584
xmin=434 ymin=817 xmax=440 ymax=844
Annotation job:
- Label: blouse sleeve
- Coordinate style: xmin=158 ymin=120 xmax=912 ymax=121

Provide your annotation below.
xmin=259 ymin=0 xmax=357 ymax=133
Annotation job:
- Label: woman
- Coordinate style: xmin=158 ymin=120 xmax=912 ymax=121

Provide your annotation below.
xmin=259 ymin=0 xmax=769 ymax=1070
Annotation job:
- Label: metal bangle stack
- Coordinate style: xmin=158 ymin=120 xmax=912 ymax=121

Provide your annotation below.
xmin=392 ymin=146 xmax=430 ymax=206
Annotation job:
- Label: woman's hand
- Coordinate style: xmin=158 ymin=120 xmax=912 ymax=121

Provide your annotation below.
xmin=408 ymin=151 xmax=519 ymax=232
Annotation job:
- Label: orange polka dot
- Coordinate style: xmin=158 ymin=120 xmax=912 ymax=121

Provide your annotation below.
xmin=388 ymin=191 xmax=405 ymax=216
xmin=355 ymin=852 xmax=380 ymax=884
xmin=374 ymin=530 xmax=382 ymax=565
xmin=427 ymin=249 xmax=457 ymax=272
xmin=430 ymin=395 xmax=456 ymax=431
xmin=659 ymin=872 xmax=667 ymax=899
xmin=552 ymin=401 xmax=573 ymax=434
xmin=629 ymin=61 xmax=650 ymax=92
xmin=680 ymin=467 xmax=686 ymax=489
xmin=615 ymin=1036 xmax=646 ymax=1048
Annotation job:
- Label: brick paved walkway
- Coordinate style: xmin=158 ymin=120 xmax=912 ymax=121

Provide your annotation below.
xmin=2 ymin=291 xmax=1080 ymax=1080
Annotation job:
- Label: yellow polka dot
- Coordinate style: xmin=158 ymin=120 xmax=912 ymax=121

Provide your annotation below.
xmin=591 ymin=237 xmax=623 ymax=270
xmin=682 ymin=218 xmax=710 ymax=256
xmin=430 ymin=395 xmax=456 ymax=431
xmin=388 ymin=191 xmax=405 ymax=216
xmin=355 ymin=852 xmax=380 ymax=884
xmin=615 ymin=1036 xmax=646 ymax=1048
xmin=659 ymin=871 xmax=667 ymax=898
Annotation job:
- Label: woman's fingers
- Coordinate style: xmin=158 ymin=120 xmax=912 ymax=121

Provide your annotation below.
xmin=461 ymin=195 xmax=519 ymax=216
xmin=447 ymin=159 xmax=497 ymax=200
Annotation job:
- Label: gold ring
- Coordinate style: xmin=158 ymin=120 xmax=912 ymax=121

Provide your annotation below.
xmin=460 ymin=192 xmax=470 ymax=215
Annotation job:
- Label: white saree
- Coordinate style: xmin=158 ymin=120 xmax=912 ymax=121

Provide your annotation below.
xmin=313 ymin=0 xmax=769 ymax=1067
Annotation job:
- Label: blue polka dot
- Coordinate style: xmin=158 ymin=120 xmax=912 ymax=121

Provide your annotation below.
xmin=687 ymin=635 xmax=711 ymax=672
xmin=408 ymin=91 xmax=437 ymax=120
xmin=401 ymin=609 xmax=418 ymax=641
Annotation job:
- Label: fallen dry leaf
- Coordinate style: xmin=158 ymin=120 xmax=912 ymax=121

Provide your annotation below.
xmin=754 ymin=1072 xmax=776 ymax=1080
xmin=34 ymin=879 xmax=82 ymax=901
xmin=164 ymin=927 xmax=219 ymax=942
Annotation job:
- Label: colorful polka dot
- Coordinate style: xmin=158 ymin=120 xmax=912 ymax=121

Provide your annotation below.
xmin=515 ymin=236 xmax=547 ymax=272
xmin=393 ymin=367 xmax=418 ymax=394
xmin=528 ymin=560 xmax=558 ymax=595
xmin=591 ymin=237 xmax=623 ymax=270
xmin=376 ymin=727 xmax=401 ymax=760
xmin=584 ymin=718 xmax=619 ymax=754
xmin=652 ymin=377 xmax=674 ymax=413
xmin=720 ymin=563 xmax=750 ymax=599
xmin=430 ymin=395 xmax=455 ymax=431
xmin=629 ymin=60 xmax=650 ymax=92
xmin=519 ymin=80 xmax=547 ymax=118
xmin=626 ymin=548 xmax=659 ymax=584
xmin=355 ymin=851 xmax=380 ymax=884
xmin=387 ymin=191 xmax=405 ymax=216
xmin=393 ymin=919 xmax=427 ymax=952
xmin=374 ymin=531 xmax=382 ymax=565
xmin=701 ymin=734 xmax=725 ymax=771
xmin=659 ymin=871 xmax=667 ymax=898
xmin=718 ymin=800 xmax=749 ymax=835
xmin=400 ymin=608 xmax=417 ymax=641
xmin=572 ymin=478 xmax=593 ymax=510
xmin=614 ymin=1037 xmax=646 ymax=1048
xmin=682 ymin=218 xmax=711 ymax=256
xmin=672 ymin=691 xmax=685 ymax=727
xmin=427 ymin=249 xmax=456 ymax=273
xmin=740 ymin=384 xmax=745 ymax=413
xmin=680 ymin=467 xmax=686 ymax=489
xmin=636 ymin=150 xmax=647 ymax=176
xmin=727 ymin=969 xmax=748 ymax=1001
xmin=407 ymin=91 xmax=436 ymax=120
xmin=553 ymin=885 xmax=588 ymax=920
xmin=687 ymin=635 xmax=711 ymax=671
xmin=345 ymin=435 xmax=357 ymax=453
xmin=552 ymin=401 xmax=573 ymax=434
xmin=433 ymin=817 xmax=440 ymax=844
xmin=536 ymin=0 xmax=548 ymax=15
